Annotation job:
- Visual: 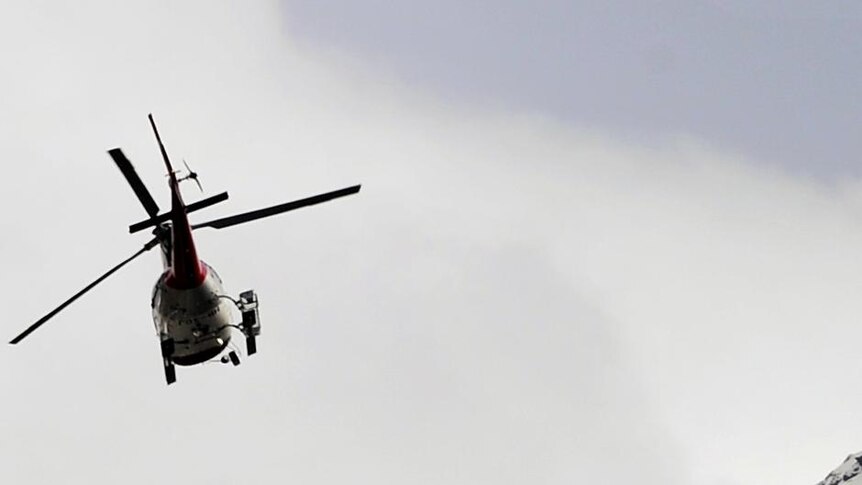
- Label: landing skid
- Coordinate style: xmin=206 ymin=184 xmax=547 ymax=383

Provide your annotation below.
xmin=160 ymin=338 xmax=176 ymax=385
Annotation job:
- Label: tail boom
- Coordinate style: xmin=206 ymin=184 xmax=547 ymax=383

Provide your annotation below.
xmin=148 ymin=113 xmax=205 ymax=289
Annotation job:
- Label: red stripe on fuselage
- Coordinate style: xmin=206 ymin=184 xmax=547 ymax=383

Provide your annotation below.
xmin=165 ymin=176 xmax=206 ymax=289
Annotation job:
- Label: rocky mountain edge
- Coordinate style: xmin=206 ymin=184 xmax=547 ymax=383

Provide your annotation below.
xmin=818 ymin=453 xmax=862 ymax=485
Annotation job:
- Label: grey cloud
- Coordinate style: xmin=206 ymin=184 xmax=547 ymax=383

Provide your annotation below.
xmin=281 ymin=0 xmax=862 ymax=179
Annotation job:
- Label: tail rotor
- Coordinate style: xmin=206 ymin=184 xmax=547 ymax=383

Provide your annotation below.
xmin=180 ymin=159 xmax=203 ymax=192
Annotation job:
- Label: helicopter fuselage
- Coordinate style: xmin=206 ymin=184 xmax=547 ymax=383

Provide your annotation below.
xmin=152 ymin=259 xmax=233 ymax=366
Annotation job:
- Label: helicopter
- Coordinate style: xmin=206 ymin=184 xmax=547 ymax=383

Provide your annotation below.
xmin=9 ymin=114 xmax=361 ymax=385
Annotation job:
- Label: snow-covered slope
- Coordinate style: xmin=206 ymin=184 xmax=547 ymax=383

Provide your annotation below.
xmin=818 ymin=454 xmax=862 ymax=485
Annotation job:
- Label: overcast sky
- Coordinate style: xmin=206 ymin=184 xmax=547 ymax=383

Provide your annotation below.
xmin=282 ymin=0 xmax=862 ymax=179
xmin=0 ymin=1 xmax=860 ymax=484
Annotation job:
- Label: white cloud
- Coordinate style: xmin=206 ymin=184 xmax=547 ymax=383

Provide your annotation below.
xmin=0 ymin=1 xmax=856 ymax=484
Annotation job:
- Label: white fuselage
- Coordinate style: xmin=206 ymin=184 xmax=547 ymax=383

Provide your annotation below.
xmin=151 ymin=261 xmax=234 ymax=365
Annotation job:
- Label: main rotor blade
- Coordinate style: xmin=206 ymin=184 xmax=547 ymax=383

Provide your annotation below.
xmin=192 ymin=185 xmax=361 ymax=230
xmin=108 ymin=148 xmax=160 ymax=218
xmin=9 ymin=237 xmax=159 ymax=345
xmin=128 ymin=191 xmax=229 ymax=234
